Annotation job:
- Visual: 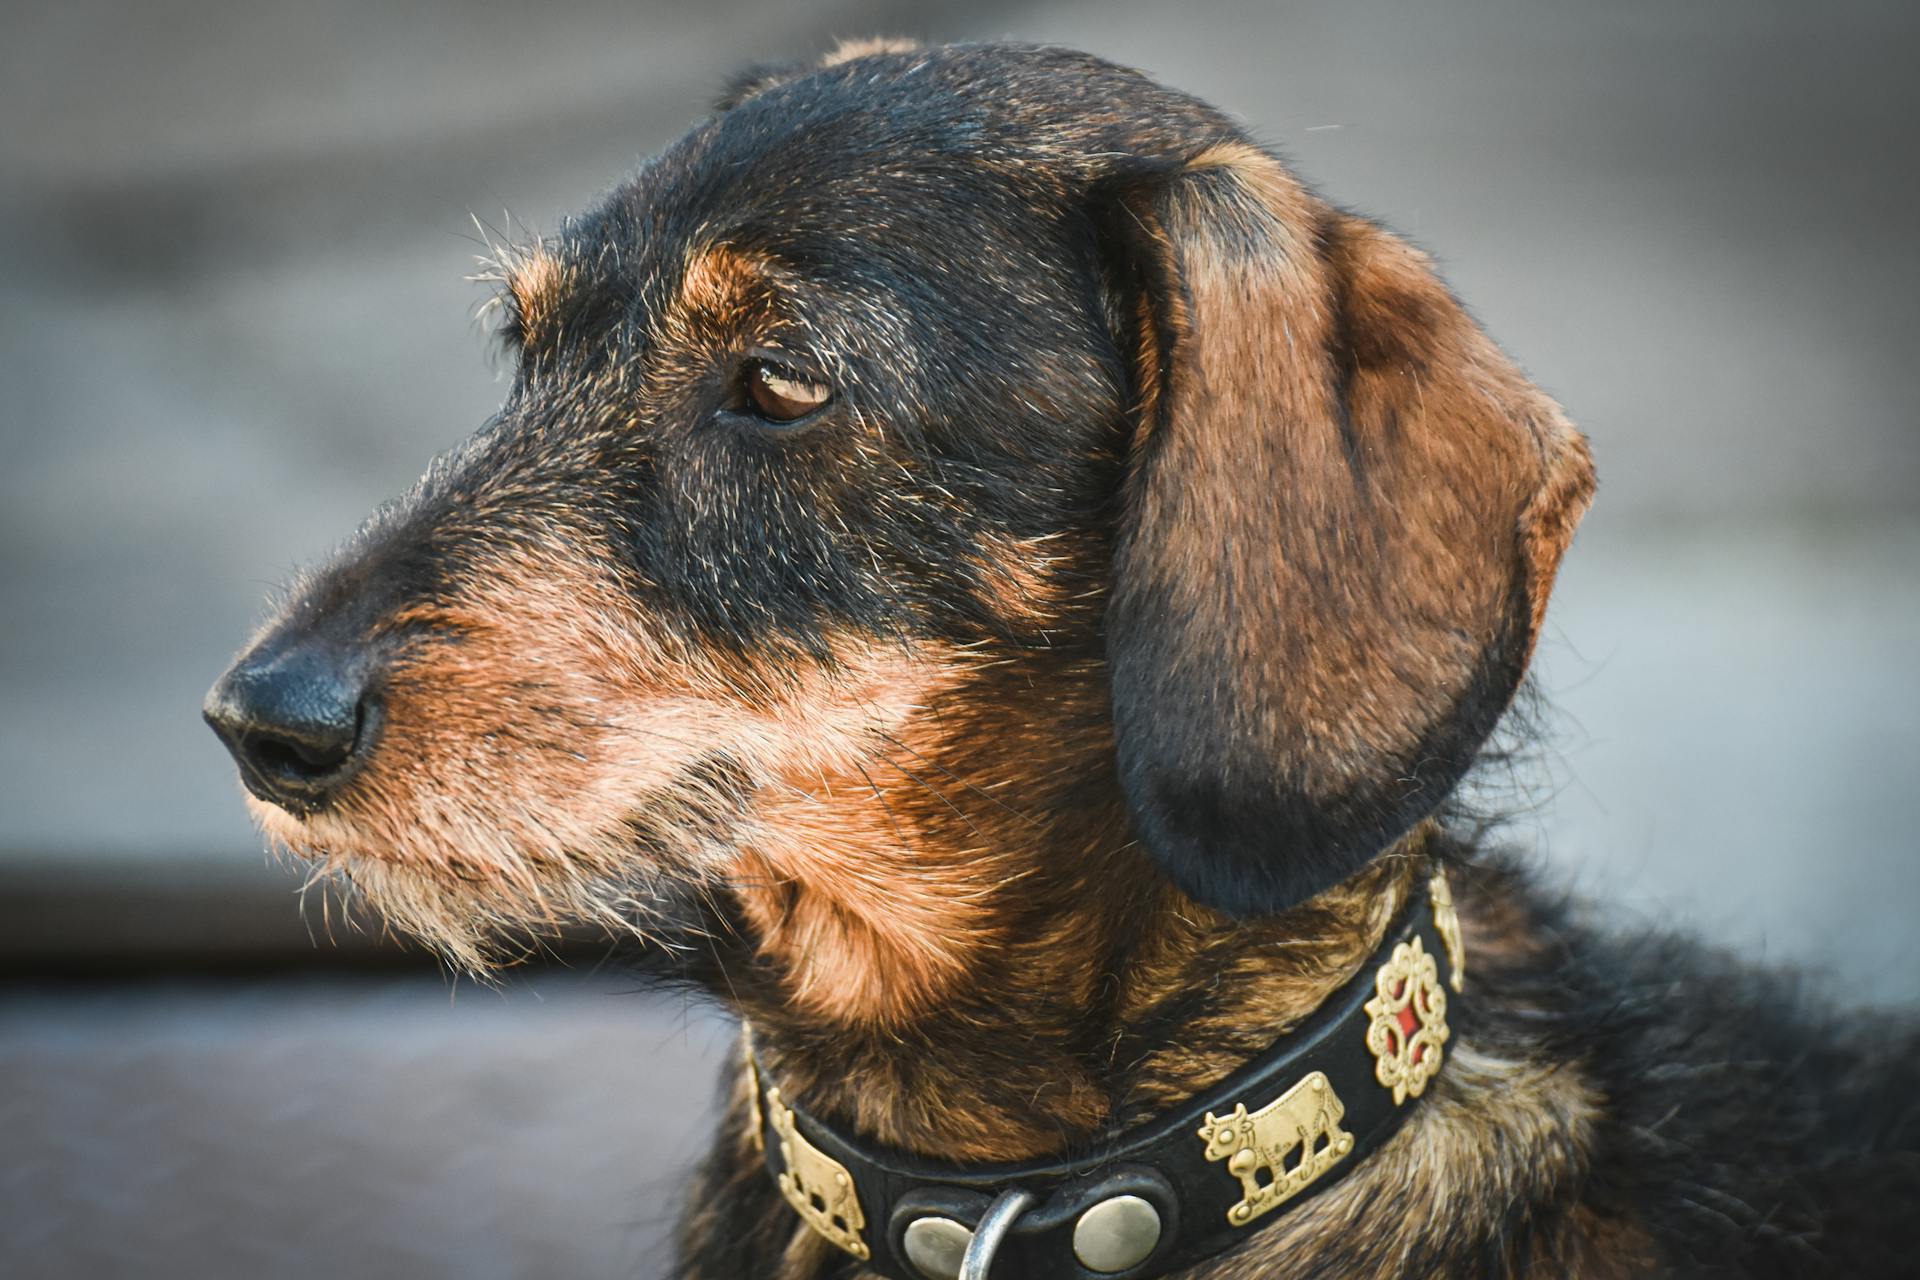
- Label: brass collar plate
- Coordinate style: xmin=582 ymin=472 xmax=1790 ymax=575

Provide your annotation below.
xmin=766 ymin=1084 xmax=871 ymax=1260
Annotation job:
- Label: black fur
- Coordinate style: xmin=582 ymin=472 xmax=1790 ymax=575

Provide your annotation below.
xmin=1451 ymin=848 xmax=1920 ymax=1280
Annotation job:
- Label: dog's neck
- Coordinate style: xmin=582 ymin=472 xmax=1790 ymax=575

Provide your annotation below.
xmin=730 ymin=826 xmax=1424 ymax=1166
xmin=710 ymin=651 xmax=1432 ymax=1163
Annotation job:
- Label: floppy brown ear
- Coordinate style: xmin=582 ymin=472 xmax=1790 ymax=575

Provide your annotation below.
xmin=1105 ymin=143 xmax=1594 ymax=916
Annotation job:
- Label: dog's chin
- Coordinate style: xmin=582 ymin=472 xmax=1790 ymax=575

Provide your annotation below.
xmin=245 ymin=791 xmax=703 ymax=977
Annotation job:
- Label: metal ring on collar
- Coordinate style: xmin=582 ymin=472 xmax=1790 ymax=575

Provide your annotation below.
xmin=959 ymin=1188 xmax=1036 ymax=1280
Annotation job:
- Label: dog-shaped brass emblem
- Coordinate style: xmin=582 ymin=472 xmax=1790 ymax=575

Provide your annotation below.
xmin=1198 ymin=1071 xmax=1356 ymax=1225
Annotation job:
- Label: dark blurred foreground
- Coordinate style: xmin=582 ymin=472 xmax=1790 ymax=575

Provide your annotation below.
xmin=2 ymin=972 xmax=733 ymax=1279
xmin=2 ymin=0 xmax=1916 ymax=1275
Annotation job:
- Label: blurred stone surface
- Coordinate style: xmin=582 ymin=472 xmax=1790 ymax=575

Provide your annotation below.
xmin=2 ymin=0 xmax=1916 ymax=1275
xmin=0 ymin=972 xmax=734 ymax=1279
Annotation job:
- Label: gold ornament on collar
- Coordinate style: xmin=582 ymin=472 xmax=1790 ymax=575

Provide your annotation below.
xmin=764 ymin=1085 xmax=870 ymax=1260
xmin=1364 ymin=935 xmax=1450 ymax=1104
xmin=1430 ymin=870 xmax=1466 ymax=992
xmin=741 ymin=1028 xmax=765 ymax=1155
xmin=1198 ymin=1071 xmax=1354 ymax=1226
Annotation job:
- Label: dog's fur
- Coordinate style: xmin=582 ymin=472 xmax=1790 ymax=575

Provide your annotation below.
xmin=217 ymin=40 xmax=1917 ymax=1278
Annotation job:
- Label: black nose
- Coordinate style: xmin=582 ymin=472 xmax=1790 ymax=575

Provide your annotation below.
xmin=203 ymin=638 xmax=379 ymax=813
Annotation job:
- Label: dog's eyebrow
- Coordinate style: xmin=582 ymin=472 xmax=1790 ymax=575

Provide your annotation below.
xmin=495 ymin=248 xmax=572 ymax=348
xmin=678 ymin=242 xmax=775 ymax=315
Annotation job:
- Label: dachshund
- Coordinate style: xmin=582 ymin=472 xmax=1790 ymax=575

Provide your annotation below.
xmin=204 ymin=39 xmax=1917 ymax=1279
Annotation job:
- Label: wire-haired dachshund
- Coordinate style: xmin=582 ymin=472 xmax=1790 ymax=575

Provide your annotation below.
xmin=205 ymin=38 xmax=1917 ymax=1279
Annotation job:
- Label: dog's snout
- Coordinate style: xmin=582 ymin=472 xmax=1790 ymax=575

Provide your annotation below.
xmin=203 ymin=637 xmax=380 ymax=813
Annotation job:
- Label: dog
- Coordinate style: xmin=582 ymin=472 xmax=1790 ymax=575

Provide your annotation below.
xmin=204 ymin=39 xmax=1917 ymax=1279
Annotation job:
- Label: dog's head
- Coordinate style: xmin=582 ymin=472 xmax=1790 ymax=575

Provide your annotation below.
xmin=205 ymin=41 xmax=1591 ymax=1019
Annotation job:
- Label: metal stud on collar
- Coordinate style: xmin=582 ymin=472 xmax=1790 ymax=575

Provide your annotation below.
xmin=1073 ymin=1194 xmax=1163 ymax=1272
xmin=902 ymin=1215 xmax=973 ymax=1280
xmin=958 ymin=1187 xmax=1036 ymax=1280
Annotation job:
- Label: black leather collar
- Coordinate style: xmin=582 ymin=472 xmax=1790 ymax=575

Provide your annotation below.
xmin=749 ymin=870 xmax=1466 ymax=1279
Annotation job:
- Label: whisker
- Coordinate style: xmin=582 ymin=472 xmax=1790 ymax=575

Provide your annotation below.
xmin=850 ymin=758 xmax=911 ymax=853
xmin=875 ymin=753 xmax=998 ymax=848
xmin=875 ymin=728 xmax=1045 ymax=828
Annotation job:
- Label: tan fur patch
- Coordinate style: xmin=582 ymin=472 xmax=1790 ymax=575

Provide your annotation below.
xmin=967 ymin=529 xmax=1078 ymax=629
xmin=723 ymin=661 xmax=995 ymax=1026
xmin=820 ymin=36 xmax=920 ymax=67
xmin=721 ymin=639 xmax=1110 ymax=1030
xmin=1121 ymin=855 xmax=1416 ymax=1108
xmin=678 ymin=243 xmax=770 ymax=319
xmin=775 ymin=1222 xmax=838 ymax=1280
xmin=505 ymin=249 xmax=567 ymax=345
xmin=656 ymin=243 xmax=794 ymax=383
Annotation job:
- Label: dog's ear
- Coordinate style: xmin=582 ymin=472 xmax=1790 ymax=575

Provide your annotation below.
xmin=1103 ymin=143 xmax=1594 ymax=916
xmin=713 ymin=61 xmax=805 ymax=112
xmin=715 ymin=38 xmax=922 ymax=112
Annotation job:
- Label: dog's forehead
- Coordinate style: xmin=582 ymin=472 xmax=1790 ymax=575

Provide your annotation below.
xmin=532 ymin=45 xmax=1217 ymax=304
xmin=584 ymin=80 xmax=1048 ymax=290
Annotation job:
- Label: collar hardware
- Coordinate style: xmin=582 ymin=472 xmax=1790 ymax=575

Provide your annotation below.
xmin=1363 ymin=936 xmax=1451 ymax=1104
xmin=1198 ymin=1069 xmax=1354 ymax=1226
xmin=749 ymin=870 xmax=1465 ymax=1280
xmin=766 ymin=1083 xmax=870 ymax=1260
xmin=959 ymin=1188 xmax=1036 ymax=1280
xmin=1431 ymin=869 xmax=1467 ymax=991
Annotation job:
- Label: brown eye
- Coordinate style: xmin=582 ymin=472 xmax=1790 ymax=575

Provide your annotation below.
xmin=745 ymin=361 xmax=832 ymax=423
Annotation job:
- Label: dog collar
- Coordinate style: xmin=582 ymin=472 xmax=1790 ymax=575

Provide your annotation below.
xmin=747 ymin=870 xmax=1466 ymax=1280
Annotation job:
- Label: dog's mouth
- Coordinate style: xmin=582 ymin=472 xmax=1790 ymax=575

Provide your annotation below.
xmin=236 ymin=642 xmax=964 ymax=977
xmin=247 ymin=756 xmax=749 ymax=973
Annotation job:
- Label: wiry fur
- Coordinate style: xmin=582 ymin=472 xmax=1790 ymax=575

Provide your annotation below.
xmin=208 ymin=37 xmax=1918 ymax=1278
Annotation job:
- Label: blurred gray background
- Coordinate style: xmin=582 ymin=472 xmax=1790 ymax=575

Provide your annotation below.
xmin=3 ymin=0 xmax=1917 ymax=1275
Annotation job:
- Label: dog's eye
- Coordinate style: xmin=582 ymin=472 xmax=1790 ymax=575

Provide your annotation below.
xmin=744 ymin=361 xmax=832 ymax=423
